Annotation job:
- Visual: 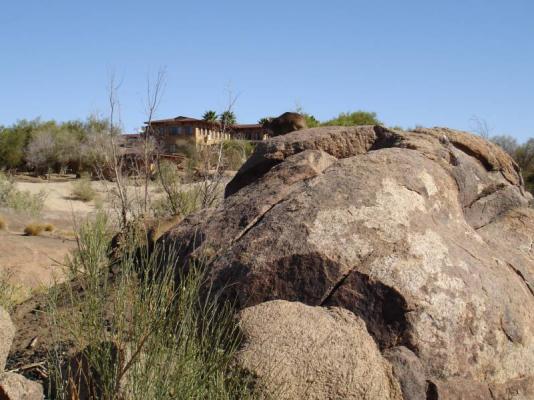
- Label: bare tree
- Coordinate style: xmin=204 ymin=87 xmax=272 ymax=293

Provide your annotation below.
xmin=142 ymin=68 xmax=166 ymax=214
xmin=470 ymin=116 xmax=492 ymax=139
xmin=197 ymin=88 xmax=239 ymax=209
xmin=26 ymin=130 xmax=56 ymax=178
xmin=490 ymin=135 xmax=519 ymax=156
xmin=106 ymin=72 xmax=131 ymax=230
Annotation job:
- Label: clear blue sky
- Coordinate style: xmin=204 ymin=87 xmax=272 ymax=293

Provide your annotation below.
xmin=1 ymin=1 xmax=533 ymax=141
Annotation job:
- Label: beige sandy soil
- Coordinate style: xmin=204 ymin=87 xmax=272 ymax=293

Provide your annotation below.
xmin=0 ymin=177 xmax=106 ymax=300
xmin=0 ymin=175 xmax=226 ymax=301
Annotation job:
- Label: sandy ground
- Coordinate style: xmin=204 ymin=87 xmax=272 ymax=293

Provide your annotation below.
xmin=0 ymin=175 xmax=230 ymax=302
xmin=0 ymin=178 xmax=125 ymax=299
xmin=17 ymin=180 xmax=98 ymax=214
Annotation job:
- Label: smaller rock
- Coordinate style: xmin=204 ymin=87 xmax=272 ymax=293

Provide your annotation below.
xmin=236 ymin=300 xmax=403 ymax=400
xmin=384 ymin=346 xmax=427 ymax=400
xmin=0 ymin=372 xmax=43 ymax=400
xmin=0 ymin=307 xmax=15 ymax=372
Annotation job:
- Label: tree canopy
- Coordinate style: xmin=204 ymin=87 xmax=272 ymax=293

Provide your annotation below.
xmin=202 ymin=110 xmax=218 ymax=122
xmin=322 ymin=111 xmax=381 ymax=126
xmin=219 ymin=111 xmax=237 ymax=127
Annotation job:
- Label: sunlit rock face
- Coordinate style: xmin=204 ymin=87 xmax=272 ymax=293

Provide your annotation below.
xmin=160 ymin=125 xmax=534 ymax=399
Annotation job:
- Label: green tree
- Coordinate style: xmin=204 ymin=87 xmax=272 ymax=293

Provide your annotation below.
xmin=489 ymin=135 xmax=534 ymax=195
xmin=0 ymin=128 xmax=27 ymax=169
xmin=202 ymin=110 xmax=218 ymax=122
xmin=323 ymin=111 xmax=381 ymax=126
xmin=294 ymin=106 xmax=320 ymax=128
xmin=303 ymin=113 xmax=320 ymax=128
xmin=219 ymin=111 xmax=236 ymax=127
xmin=258 ymin=117 xmax=271 ymax=126
xmin=0 ymin=119 xmax=49 ymax=170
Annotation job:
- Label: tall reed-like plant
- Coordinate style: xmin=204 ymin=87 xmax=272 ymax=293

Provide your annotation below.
xmin=47 ymin=212 xmax=256 ymax=399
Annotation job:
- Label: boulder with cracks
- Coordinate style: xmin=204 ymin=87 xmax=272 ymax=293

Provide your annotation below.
xmin=159 ymin=125 xmax=534 ymax=399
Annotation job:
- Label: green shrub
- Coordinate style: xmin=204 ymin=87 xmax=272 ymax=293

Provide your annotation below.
xmin=151 ymin=187 xmax=200 ymax=219
xmin=0 ymin=172 xmax=15 ymax=204
xmin=222 ymin=140 xmax=255 ymax=171
xmin=47 ymin=212 xmax=257 ymax=399
xmin=0 ymin=172 xmax=47 ymax=216
xmin=0 ymin=270 xmax=22 ymax=312
xmin=322 ymin=111 xmax=381 ymax=126
xmin=71 ymin=176 xmax=97 ymax=202
xmin=6 ymin=189 xmax=47 ymax=216
xmin=154 ymin=160 xmax=202 ymax=218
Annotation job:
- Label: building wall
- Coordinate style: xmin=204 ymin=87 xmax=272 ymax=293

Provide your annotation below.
xmin=150 ymin=121 xmax=267 ymax=154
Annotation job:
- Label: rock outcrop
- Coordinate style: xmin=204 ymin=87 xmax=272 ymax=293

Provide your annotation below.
xmin=0 ymin=308 xmax=15 ymax=373
xmin=159 ymin=125 xmax=534 ymax=399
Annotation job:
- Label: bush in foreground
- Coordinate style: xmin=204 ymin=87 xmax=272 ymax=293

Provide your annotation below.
xmin=46 ymin=212 xmax=257 ymax=399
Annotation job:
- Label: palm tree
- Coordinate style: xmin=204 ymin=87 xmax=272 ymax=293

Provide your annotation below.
xmin=219 ymin=111 xmax=236 ymax=128
xmin=202 ymin=110 xmax=218 ymax=122
xmin=258 ymin=117 xmax=272 ymax=126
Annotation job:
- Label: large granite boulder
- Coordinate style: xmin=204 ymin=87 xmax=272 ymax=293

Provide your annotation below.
xmin=159 ymin=125 xmax=534 ymax=399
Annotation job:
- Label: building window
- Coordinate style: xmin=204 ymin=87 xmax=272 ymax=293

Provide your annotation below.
xmin=169 ymin=144 xmax=177 ymax=153
xmin=170 ymin=127 xmax=178 ymax=135
xmin=184 ymin=126 xmax=192 ymax=135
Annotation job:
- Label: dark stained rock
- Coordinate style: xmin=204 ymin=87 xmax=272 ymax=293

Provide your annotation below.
xmin=261 ymin=112 xmax=308 ymax=137
xmin=383 ymin=346 xmax=427 ymax=400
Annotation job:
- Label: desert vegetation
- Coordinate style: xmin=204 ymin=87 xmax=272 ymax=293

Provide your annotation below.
xmin=0 ymin=172 xmax=47 ymax=217
xmin=43 ymin=211 xmax=257 ymax=399
xmin=70 ymin=175 xmax=97 ymax=202
xmin=260 ymin=109 xmax=381 ymax=130
xmin=488 ymin=135 xmax=534 ymax=192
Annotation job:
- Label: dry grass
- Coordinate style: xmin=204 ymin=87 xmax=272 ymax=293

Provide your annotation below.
xmin=23 ymin=222 xmax=55 ymax=235
xmin=70 ymin=177 xmax=97 ymax=202
xmin=0 ymin=270 xmax=26 ymax=312
xmin=24 ymin=223 xmax=45 ymax=236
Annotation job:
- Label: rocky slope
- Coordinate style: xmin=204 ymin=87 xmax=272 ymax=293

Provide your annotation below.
xmin=159 ymin=125 xmax=534 ymax=399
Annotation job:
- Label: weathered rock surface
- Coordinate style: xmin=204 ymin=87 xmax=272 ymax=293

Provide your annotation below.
xmin=160 ymin=125 xmax=534 ymax=399
xmin=237 ymin=300 xmax=402 ymax=400
xmin=0 ymin=308 xmax=15 ymax=373
xmin=0 ymin=372 xmax=43 ymax=400
xmin=384 ymin=346 xmax=427 ymax=400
